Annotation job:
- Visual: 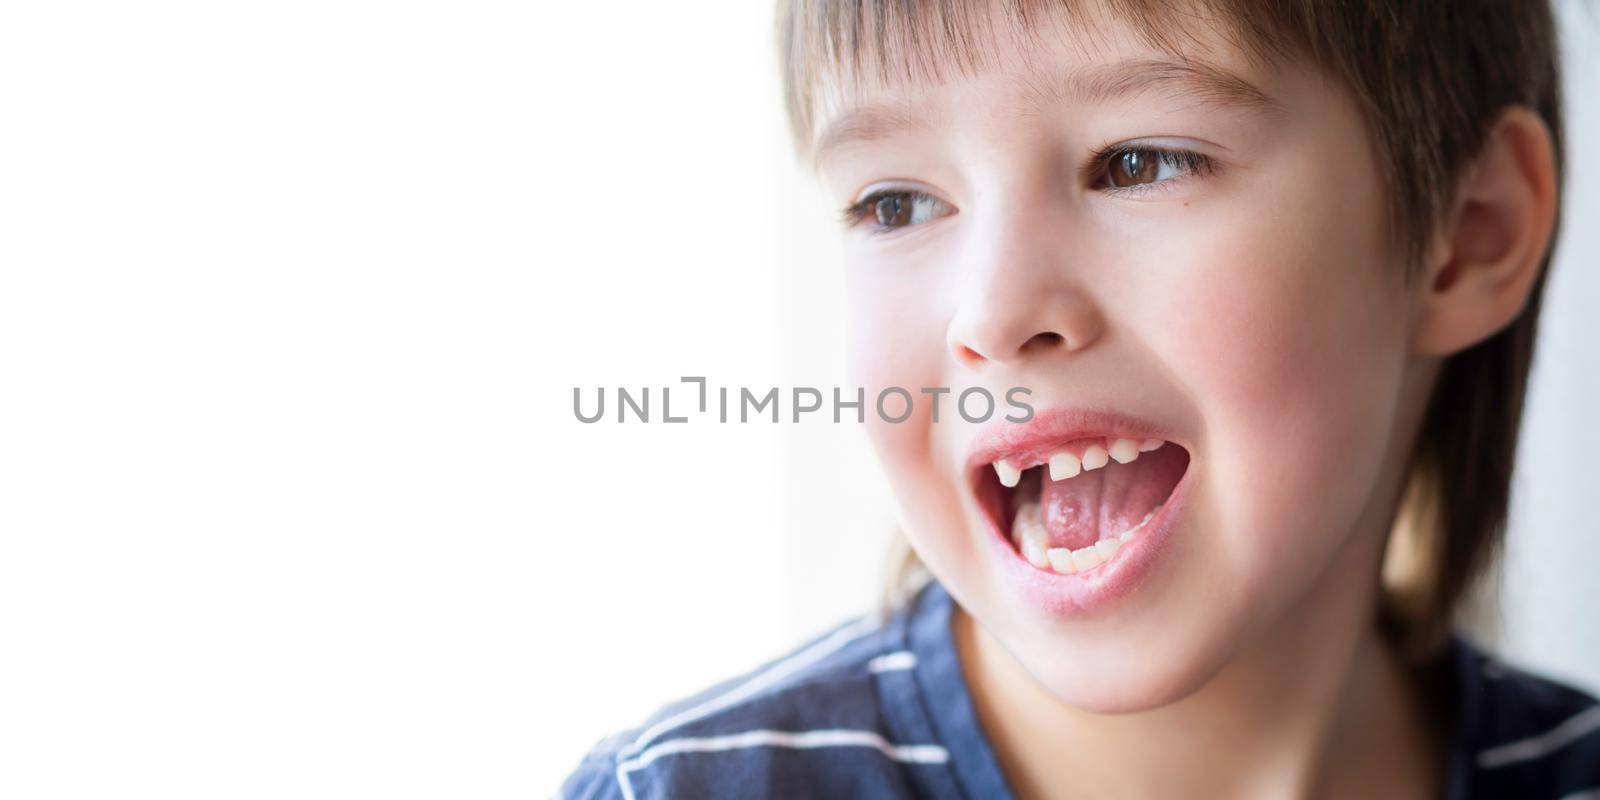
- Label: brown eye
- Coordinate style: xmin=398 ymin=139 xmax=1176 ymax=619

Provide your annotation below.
xmin=1097 ymin=146 xmax=1214 ymax=192
xmin=873 ymin=193 xmax=910 ymax=227
xmin=842 ymin=189 xmax=954 ymax=234
xmin=1107 ymin=149 xmax=1159 ymax=187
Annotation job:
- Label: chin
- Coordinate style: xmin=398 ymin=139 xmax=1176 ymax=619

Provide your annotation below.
xmin=1001 ymin=615 xmax=1245 ymax=714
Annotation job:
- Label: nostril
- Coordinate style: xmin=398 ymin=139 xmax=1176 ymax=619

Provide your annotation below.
xmin=1020 ymin=332 xmax=1066 ymax=354
xmin=954 ymin=344 xmax=986 ymax=367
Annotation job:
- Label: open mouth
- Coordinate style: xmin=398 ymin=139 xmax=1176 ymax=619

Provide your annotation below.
xmin=975 ymin=436 xmax=1191 ymax=575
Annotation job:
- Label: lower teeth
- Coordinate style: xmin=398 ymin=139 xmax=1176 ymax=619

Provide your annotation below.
xmin=1012 ymin=503 xmax=1160 ymax=575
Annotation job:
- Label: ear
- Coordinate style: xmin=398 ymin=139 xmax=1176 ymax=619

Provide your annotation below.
xmin=1412 ymin=107 xmax=1558 ymax=357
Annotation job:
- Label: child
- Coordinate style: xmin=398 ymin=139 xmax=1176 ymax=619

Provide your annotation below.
xmin=563 ymin=0 xmax=1597 ymax=797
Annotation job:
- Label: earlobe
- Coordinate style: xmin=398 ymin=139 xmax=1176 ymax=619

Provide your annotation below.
xmin=1412 ymin=107 xmax=1558 ymax=357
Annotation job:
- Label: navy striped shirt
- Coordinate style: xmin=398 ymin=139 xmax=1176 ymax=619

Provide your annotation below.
xmin=560 ymin=581 xmax=1600 ymax=799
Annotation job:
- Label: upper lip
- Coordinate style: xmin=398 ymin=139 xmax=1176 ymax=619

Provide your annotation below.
xmin=964 ymin=406 xmax=1181 ymax=477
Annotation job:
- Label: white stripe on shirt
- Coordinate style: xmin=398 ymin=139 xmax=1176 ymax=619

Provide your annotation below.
xmin=1477 ymin=705 xmax=1600 ymax=769
xmin=616 ymin=727 xmax=951 ymax=798
xmin=621 ymin=728 xmax=950 ymax=772
xmin=867 ymin=650 xmax=918 ymax=673
xmin=618 ymin=615 xmax=882 ymax=760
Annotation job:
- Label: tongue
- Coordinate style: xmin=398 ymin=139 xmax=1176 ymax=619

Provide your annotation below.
xmin=1040 ymin=445 xmax=1188 ymax=551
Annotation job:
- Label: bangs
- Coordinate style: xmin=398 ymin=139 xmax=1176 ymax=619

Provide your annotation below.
xmin=776 ymin=0 xmax=1305 ymax=156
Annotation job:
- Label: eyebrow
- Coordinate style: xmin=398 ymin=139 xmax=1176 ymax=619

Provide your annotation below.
xmin=811 ymin=57 xmax=1282 ymax=169
xmin=811 ymin=99 xmax=945 ymax=170
xmin=1041 ymin=57 xmax=1282 ymax=114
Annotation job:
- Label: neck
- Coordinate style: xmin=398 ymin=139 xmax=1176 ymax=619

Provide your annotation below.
xmin=954 ymin=520 xmax=1442 ymax=799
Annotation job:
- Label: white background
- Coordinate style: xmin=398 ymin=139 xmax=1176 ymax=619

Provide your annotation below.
xmin=0 ymin=2 xmax=1594 ymax=797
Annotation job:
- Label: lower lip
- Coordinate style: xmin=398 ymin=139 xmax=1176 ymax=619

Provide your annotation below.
xmin=979 ymin=465 xmax=1194 ymax=617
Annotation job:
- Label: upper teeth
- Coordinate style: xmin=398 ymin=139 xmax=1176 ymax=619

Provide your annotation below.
xmin=994 ymin=458 xmax=1023 ymax=488
xmin=993 ymin=438 xmax=1166 ymax=485
xmin=1108 ymin=438 xmax=1140 ymax=463
xmin=1048 ymin=452 xmax=1080 ymax=481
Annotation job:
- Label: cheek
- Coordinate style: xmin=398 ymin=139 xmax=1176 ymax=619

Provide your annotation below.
xmin=1156 ymin=188 xmax=1410 ymax=569
xmin=845 ymin=250 xmax=949 ymax=501
xmin=844 ymin=248 xmax=983 ymax=567
xmin=844 ymin=246 xmax=947 ymax=386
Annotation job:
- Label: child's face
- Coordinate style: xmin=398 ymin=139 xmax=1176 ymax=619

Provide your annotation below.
xmin=814 ymin=13 xmax=1429 ymax=710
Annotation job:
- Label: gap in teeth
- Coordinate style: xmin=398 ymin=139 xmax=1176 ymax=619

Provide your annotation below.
xmin=995 ymin=438 xmax=1166 ymax=485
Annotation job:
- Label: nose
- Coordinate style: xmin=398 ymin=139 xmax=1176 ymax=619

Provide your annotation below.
xmin=946 ymin=214 xmax=1105 ymax=369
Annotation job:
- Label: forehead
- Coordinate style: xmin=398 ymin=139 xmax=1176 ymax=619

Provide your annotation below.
xmin=796 ymin=1 xmax=1286 ymax=165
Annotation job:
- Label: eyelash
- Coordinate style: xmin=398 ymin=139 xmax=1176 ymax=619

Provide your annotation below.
xmin=837 ymin=144 xmax=1217 ymax=235
xmin=837 ymin=189 xmax=941 ymax=235
xmin=1089 ymin=143 xmax=1217 ymax=194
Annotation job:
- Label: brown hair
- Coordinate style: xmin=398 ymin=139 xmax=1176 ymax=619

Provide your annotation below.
xmin=775 ymin=0 xmax=1564 ymax=659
